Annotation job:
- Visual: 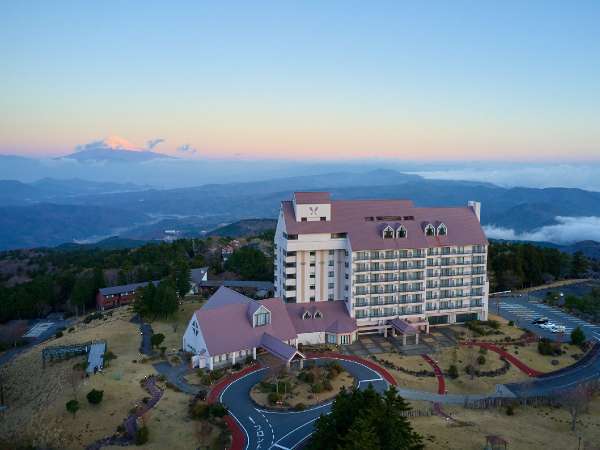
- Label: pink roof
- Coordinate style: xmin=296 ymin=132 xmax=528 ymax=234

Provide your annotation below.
xmin=293 ymin=192 xmax=331 ymax=204
xmin=194 ymin=289 xmax=297 ymax=356
xmin=282 ymin=198 xmax=487 ymax=251
xmin=286 ymin=301 xmax=357 ymax=334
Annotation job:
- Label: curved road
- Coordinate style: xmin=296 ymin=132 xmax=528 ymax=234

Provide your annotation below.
xmin=219 ymin=357 xmax=389 ymax=450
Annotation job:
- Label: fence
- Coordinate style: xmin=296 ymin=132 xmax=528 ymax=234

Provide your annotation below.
xmin=464 ymin=395 xmax=560 ymax=410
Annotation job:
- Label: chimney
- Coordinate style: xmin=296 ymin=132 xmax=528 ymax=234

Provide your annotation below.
xmin=468 ymin=201 xmax=481 ymax=222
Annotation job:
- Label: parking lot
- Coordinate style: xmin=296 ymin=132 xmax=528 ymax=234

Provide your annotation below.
xmin=492 ymin=294 xmax=600 ymax=342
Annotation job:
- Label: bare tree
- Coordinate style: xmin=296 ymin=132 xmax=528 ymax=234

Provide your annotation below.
xmin=559 ymin=382 xmax=598 ymax=432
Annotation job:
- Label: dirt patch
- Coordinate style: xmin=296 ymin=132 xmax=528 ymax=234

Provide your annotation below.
xmin=411 ymin=395 xmax=600 ymax=450
xmin=502 ymin=342 xmax=582 ymax=373
xmin=0 ymin=308 xmax=155 ymax=449
xmin=374 ymin=353 xmax=439 ymax=392
xmin=250 ymin=364 xmax=355 ymax=410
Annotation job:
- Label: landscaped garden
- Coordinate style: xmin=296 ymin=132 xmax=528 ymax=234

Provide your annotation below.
xmin=250 ymin=361 xmax=355 ymax=410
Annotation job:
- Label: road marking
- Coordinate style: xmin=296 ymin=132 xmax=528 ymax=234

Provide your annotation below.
xmin=272 ymin=444 xmax=291 ymax=450
xmin=23 ymin=322 xmax=53 ymax=338
xmin=272 ymin=417 xmax=320 ymax=449
xmin=248 ymin=416 xmax=255 ymax=424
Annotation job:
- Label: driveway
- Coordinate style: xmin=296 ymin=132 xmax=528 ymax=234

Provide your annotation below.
xmin=219 ymin=357 xmax=389 ymax=450
xmin=491 ymin=295 xmax=600 ymax=342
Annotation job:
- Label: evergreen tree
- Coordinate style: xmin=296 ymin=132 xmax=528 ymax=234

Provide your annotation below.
xmin=571 ymin=251 xmax=589 ymax=278
xmin=174 ymin=259 xmax=191 ymax=298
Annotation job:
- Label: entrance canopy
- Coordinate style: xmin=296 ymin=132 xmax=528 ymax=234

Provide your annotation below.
xmin=390 ymin=318 xmax=418 ymax=336
xmin=260 ymin=333 xmax=305 ymax=364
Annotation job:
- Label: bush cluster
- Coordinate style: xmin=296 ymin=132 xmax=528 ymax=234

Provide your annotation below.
xmin=538 ymin=338 xmax=562 ymax=356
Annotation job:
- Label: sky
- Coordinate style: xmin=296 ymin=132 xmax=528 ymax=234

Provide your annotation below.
xmin=1 ymin=1 xmax=599 ymax=161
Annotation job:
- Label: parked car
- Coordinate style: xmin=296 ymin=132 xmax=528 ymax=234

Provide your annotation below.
xmin=532 ymin=317 xmax=549 ymax=324
xmin=550 ymin=325 xmax=566 ymax=333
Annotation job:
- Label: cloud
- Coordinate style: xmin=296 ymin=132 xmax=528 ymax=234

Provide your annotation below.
xmin=484 ymin=216 xmax=600 ymax=244
xmin=146 ymin=138 xmax=165 ymax=150
xmin=176 ymin=144 xmax=197 ymax=155
xmin=75 ymin=136 xmax=142 ymax=152
xmin=410 ymin=164 xmax=600 ymax=192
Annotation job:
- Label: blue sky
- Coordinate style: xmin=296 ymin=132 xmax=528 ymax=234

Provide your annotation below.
xmin=1 ymin=1 xmax=599 ymax=160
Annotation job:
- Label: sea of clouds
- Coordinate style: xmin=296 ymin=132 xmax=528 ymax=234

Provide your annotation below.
xmin=483 ymin=216 xmax=600 ymax=244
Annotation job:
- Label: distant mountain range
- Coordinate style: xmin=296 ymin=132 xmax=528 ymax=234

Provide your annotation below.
xmin=1 ymin=169 xmax=600 ymax=253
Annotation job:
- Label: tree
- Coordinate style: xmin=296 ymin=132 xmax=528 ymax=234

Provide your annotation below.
xmin=66 ymin=399 xmax=80 ymax=417
xmin=224 ymin=246 xmax=273 ymax=281
xmin=571 ymin=326 xmax=586 ymax=346
xmin=151 ymin=333 xmax=165 ymax=349
xmin=155 ymin=281 xmax=178 ymax=317
xmin=71 ymin=273 xmax=95 ymax=316
xmin=173 ymin=259 xmax=191 ymax=299
xmin=570 ymin=251 xmax=588 ymax=278
xmin=86 ymin=388 xmax=104 ymax=405
xmin=559 ymin=383 xmax=597 ymax=432
xmin=307 ymin=385 xmax=423 ymax=450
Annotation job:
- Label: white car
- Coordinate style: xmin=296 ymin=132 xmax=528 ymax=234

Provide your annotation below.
xmin=550 ymin=325 xmax=566 ymax=333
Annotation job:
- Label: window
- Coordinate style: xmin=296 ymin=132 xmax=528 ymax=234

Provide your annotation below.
xmin=328 ymin=282 xmax=334 ymax=289
xmin=328 ymin=294 xmax=334 ymax=300
xmin=328 ymin=271 xmax=334 ymax=277
xmin=383 ymin=226 xmax=394 ymax=239
xmin=328 ymin=261 xmax=334 ymax=267
xmin=326 ymin=333 xmax=337 ymax=344
xmin=310 ymin=296 xmax=316 ymax=302
xmin=328 ymin=250 xmax=334 ymax=255
xmin=301 ymin=217 xmax=307 ymax=222
xmin=437 ymin=223 xmax=447 ymax=236
xmin=340 ymin=335 xmax=350 ymax=345
xmin=424 ymin=224 xmax=435 ymax=236
xmin=314 ymin=310 xmax=323 ymax=319
xmin=255 ymin=311 xmax=270 ymax=327
xmin=310 ymin=251 xmax=316 ymax=256
xmin=309 ymin=284 xmax=316 ymax=290
xmin=302 ymin=311 xmax=312 ymax=320
xmin=320 ymin=217 xmax=327 ymax=221
xmin=396 ymin=225 xmax=407 ymax=238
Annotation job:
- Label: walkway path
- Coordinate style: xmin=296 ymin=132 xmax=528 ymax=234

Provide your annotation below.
xmin=85 ymin=376 xmax=163 ymax=449
xmin=153 ymin=361 xmax=202 ymax=395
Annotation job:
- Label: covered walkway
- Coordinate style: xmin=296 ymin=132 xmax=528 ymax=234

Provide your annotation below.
xmin=260 ymin=333 xmax=305 ymax=368
xmin=389 ymin=318 xmax=421 ymax=346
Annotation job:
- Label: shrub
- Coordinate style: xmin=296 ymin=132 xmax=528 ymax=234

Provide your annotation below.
xmin=311 ymin=383 xmax=324 ymax=393
xmin=135 ymin=425 xmax=149 ymax=445
xmin=506 ymin=405 xmax=515 ymax=416
xmin=196 ymin=368 xmax=206 ymax=378
xmin=201 ymin=374 xmax=213 ymax=385
xmin=86 ymin=389 xmax=104 ymax=404
xmin=268 ymin=392 xmax=282 ymax=404
xmin=66 ymin=399 xmax=79 ymax=417
xmin=245 ymin=355 xmax=254 ymax=365
xmin=571 ymin=327 xmax=586 ymax=346
xmin=465 ymin=365 xmax=476 ymax=376
xmin=55 ymin=331 xmax=63 ymax=339
xmin=150 ymin=333 xmax=165 ymax=348
xmin=538 ymin=339 xmax=561 ymax=356
xmin=298 ymin=370 xmax=315 ymax=383
xmin=508 ymin=320 xmax=514 ymax=326
xmin=323 ymin=379 xmax=333 ymax=391
xmin=160 ymin=346 xmax=167 ymax=357
xmin=208 ymin=403 xmax=228 ymax=417
xmin=104 ymin=351 xmax=117 ymax=366
xmin=210 ymin=369 xmax=224 ymax=381
xmin=189 ymin=402 xmax=209 ymax=419
xmin=477 ymin=355 xmax=486 ymax=365
xmin=232 ymin=362 xmax=242 ymax=371
xmin=479 ymin=347 xmax=488 ymax=355
xmin=68 ymin=327 xmax=75 ymax=333
xmin=295 ymin=402 xmax=306 ymax=411
xmin=447 ymin=365 xmax=459 ymax=379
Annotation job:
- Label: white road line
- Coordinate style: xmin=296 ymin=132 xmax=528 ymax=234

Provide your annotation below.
xmin=272 ymin=417 xmax=320 ymax=448
xmin=272 ymin=444 xmax=291 ymax=450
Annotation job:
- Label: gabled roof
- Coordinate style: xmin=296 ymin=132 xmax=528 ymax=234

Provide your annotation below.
xmin=190 ymin=267 xmax=209 ymax=284
xmin=281 ymin=198 xmax=487 ymax=251
xmin=286 ymin=301 xmax=357 ymax=334
xmin=99 ymin=281 xmax=159 ymax=296
xmin=260 ymin=332 xmax=304 ymax=362
xmin=193 ymin=290 xmax=297 ymax=356
xmin=294 ymin=192 xmax=331 ymax=204
xmin=202 ymin=286 xmax=254 ymax=309
xmin=390 ymin=318 xmax=418 ymax=335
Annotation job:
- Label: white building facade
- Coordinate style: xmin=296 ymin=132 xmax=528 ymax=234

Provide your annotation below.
xmin=274 ymin=192 xmax=489 ymax=334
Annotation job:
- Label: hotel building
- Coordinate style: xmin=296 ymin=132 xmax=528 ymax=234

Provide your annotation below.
xmin=274 ymin=192 xmax=488 ymax=334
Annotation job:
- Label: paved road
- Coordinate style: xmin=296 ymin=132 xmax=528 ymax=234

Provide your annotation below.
xmin=491 ymin=295 xmax=600 ymax=342
xmin=219 ymin=357 xmax=389 ymax=450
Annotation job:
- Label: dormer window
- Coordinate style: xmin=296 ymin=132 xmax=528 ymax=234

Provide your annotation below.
xmin=314 ymin=310 xmax=323 ymax=319
xmin=192 ymin=320 xmax=199 ymax=336
xmin=255 ymin=311 xmax=270 ymax=326
xmin=383 ymin=225 xmax=394 ymax=239
xmin=425 ymin=224 xmax=435 ymax=237
xmin=396 ymin=225 xmax=407 ymax=238
xmin=302 ymin=311 xmax=312 ymax=320
xmin=437 ymin=223 xmax=447 ymax=236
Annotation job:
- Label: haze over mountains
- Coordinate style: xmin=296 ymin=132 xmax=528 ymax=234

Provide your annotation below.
xmin=1 ymin=170 xmax=600 ymax=254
